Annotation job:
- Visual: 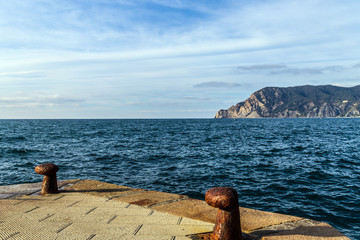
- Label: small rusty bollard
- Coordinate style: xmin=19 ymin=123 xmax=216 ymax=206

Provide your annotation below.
xmin=205 ymin=187 xmax=242 ymax=240
xmin=35 ymin=163 xmax=59 ymax=195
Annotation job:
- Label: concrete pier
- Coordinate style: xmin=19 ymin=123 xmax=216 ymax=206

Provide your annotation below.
xmin=0 ymin=179 xmax=350 ymax=240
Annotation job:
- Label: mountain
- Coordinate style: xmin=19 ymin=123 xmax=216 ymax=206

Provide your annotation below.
xmin=215 ymin=85 xmax=360 ymax=118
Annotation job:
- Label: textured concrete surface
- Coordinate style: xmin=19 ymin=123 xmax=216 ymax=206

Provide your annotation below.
xmin=0 ymin=181 xmax=213 ymax=239
xmin=0 ymin=180 xmax=77 ymax=198
xmin=0 ymin=179 xmax=350 ymax=240
xmin=113 ymin=190 xmax=188 ymax=207
xmin=239 ymin=207 xmax=303 ymax=233
xmin=151 ymin=198 xmax=217 ymax=223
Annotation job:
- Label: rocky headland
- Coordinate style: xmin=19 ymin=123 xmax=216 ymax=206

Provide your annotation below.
xmin=215 ymin=85 xmax=360 ymax=118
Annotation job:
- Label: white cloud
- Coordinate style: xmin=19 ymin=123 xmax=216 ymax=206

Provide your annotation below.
xmin=0 ymin=0 xmax=360 ymax=118
xmin=194 ymin=81 xmax=242 ymax=88
xmin=237 ymin=64 xmax=346 ymax=75
xmin=181 ymin=96 xmax=211 ymax=101
xmin=0 ymin=71 xmax=47 ymax=78
xmin=0 ymin=94 xmax=84 ymax=108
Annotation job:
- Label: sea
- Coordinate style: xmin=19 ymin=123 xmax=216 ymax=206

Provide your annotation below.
xmin=0 ymin=119 xmax=359 ymax=239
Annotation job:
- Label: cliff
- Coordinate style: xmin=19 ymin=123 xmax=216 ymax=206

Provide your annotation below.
xmin=215 ymin=85 xmax=360 ymax=118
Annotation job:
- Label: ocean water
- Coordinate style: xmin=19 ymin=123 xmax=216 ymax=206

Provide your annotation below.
xmin=0 ymin=119 xmax=359 ymax=239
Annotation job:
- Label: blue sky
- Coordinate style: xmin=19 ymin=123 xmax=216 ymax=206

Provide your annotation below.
xmin=1 ymin=0 xmax=360 ymax=118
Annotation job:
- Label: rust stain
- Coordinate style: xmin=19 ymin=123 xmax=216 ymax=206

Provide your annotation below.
xmin=130 ymin=199 xmax=156 ymax=206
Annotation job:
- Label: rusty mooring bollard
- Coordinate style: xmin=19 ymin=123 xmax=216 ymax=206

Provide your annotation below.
xmin=35 ymin=163 xmax=59 ymax=195
xmin=205 ymin=187 xmax=242 ymax=240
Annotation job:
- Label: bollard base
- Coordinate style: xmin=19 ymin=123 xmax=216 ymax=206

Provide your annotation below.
xmin=40 ymin=175 xmax=59 ymax=195
xmin=187 ymin=232 xmax=252 ymax=240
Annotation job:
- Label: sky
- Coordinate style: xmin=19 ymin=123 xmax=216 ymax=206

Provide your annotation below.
xmin=1 ymin=0 xmax=360 ymax=119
